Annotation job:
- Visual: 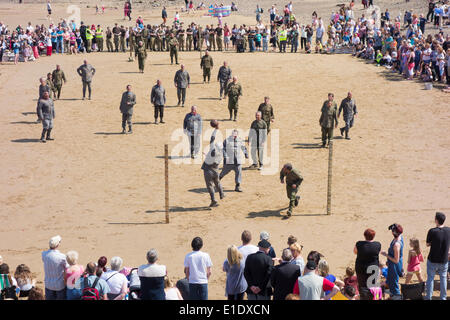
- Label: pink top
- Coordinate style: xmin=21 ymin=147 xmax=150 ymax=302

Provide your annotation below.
xmin=407 ymin=252 xmax=423 ymax=272
xmin=369 ymin=287 xmax=382 ymax=300
xmin=65 ymin=265 xmax=84 ymax=287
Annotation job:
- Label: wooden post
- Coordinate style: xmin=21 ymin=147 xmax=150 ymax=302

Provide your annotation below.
xmin=165 ymin=144 xmax=169 ymax=224
xmin=326 ymin=140 xmax=333 ymax=215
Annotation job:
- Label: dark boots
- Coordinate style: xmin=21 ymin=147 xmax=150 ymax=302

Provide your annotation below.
xmin=40 ymin=129 xmax=47 ymax=143
xmin=46 ymin=128 xmax=54 ymax=141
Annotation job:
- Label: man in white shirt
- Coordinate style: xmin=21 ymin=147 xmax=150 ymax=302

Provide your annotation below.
xmin=238 ymin=230 xmax=259 ymax=264
xmin=41 ymin=235 xmax=68 ymax=300
xmin=184 ymin=237 xmax=212 ymax=300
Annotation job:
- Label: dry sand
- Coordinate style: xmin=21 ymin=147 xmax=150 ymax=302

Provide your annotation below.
xmin=0 ymin=1 xmax=449 ymax=299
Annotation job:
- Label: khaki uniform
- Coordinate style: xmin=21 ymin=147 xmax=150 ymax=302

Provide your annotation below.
xmin=106 ymin=30 xmax=113 ymax=52
xmin=120 ymin=28 xmax=126 ymax=52
xmin=135 ymin=44 xmax=147 ymax=72
xmin=319 ymin=103 xmax=338 ymax=146
xmin=95 ymin=28 xmax=103 ymax=51
xmin=168 ymin=37 xmax=179 ymax=64
xmin=257 ymin=103 xmax=275 ymax=133
xmin=51 ymin=69 xmax=66 ymax=100
xmin=178 ymin=29 xmax=185 ymax=51
xmin=280 ymin=168 xmax=303 ymax=215
xmin=112 ymin=26 xmax=120 ymax=51
xmin=186 ymin=28 xmax=193 ymax=51
xmin=226 ymin=82 xmax=242 ymax=120
xmin=200 ymin=54 xmax=214 ymax=82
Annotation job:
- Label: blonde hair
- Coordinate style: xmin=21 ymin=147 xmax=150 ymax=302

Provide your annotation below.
xmin=227 ymin=245 xmax=242 ymax=266
xmin=318 ymin=259 xmax=330 ymax=277
xmin=164 ymin=276 xmax=173 ymax=289
xmin=410 ymin=237 xmax=421 ymax=255
xmin=66 ymin=251 xmax=79 ymax=266
xmin=289 ymin=242 xmax=303 ymax=254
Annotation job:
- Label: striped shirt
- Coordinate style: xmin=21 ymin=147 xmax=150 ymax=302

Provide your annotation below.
xmin=42 ymin=249 xmax=68 ymax=291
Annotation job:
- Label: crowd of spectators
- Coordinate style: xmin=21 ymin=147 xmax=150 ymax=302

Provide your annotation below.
xmin=0 ymin=212 xmax=448 ymax=300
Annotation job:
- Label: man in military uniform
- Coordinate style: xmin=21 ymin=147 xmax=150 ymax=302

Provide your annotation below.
xmin=85 ymin=26 xmax=93 ymax=53
xmin=174 ymin=64 xmax=190 ymax=107
xmin=183 ymin=105 xmax=202 ymax=159
xmin=51 ymin=64 xmax=66 ymax=100
xmin=46 ymin=73 xmax=56 ymax=101
xmin=36 ymin=77 xmax=50 ymax=122
xmin=95 ymin=24 xmax=103 ymax=52
xmin=37 ymin=91 xmax=55 ymax=143
xmin=226 ymin=76 xmax=242 ymax=121
xmin=142 ymin=25 xmax=149 ymax=51
xmin=112 ymin=23 xmax=121 ymax=52
xmin=215 ymin=24 xmax=223 ymax=51
xmin=280 ymin=163 xmax=303 ymax=217
xmin=168 ymin=33 xmax=179 ymax=65
xmin=156 ymin=26 xmax=164 ymax=51
xmin=128 ymin=27 xmax=136 ymax=60
xmin=220 ymin=129 xmax=248 ymax=192
xmin=120 ymin=25 xmax=126 ymax=52
xmin=149 ymin=26 xmax=156 ymax=51
xmin=249 ymin=111 xmax=267 ymax=170
xmin=151 ymin=79 xmax=166 ymax=124
xmin=76 ymin=60 xmax=96 ymax=100
xmin=338 ymin=91 xmax=357 ymax=140
xmin=119 ymin=84 xmax=136 ymax=134
xmin=321 ymin=93 xmax=337 ymax=112
xmin=106 ymin=26 xmax=113 ymax=52
xmin=178 ymin=25 xmax=185 ymax=51
xmin=217 ymin=61 xmax=232 ymax=100
xmin=186 ymin=25 xmax=193 ymax=51
xmin=200 ymin=50 xmax=214 ymax=83
xmin=202 ymin=120 xmax=224 ymax=207
xmin=208 ymin=25 xmax=216 ymax=51
xmin=135 ymin=41 xmax=147 ymax=73
xmin=257 ymin=96 xmax=275 ymax=134
xmin=319 ymin=100 xmax=339 ymax=148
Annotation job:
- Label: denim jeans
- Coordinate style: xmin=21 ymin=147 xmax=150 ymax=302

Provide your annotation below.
xmin=188 ymin=283 xmax=208 ymax=300
xmin=66 ymin=288 xmax=82 ymax=300
xmin=45 ymin=287 xmax=67 ymax=300
xmin=425 ymin=260 xmax=448 ymax=300
xmin=262 ymin=40 xmax=268 ymax=52
xmin=57 ymin=39 xmax=64 ymax=53
xmin=248 ymin=39 xmax=255 ymax=52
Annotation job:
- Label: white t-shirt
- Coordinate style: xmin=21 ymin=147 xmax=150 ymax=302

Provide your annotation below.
xmin=165 ymin=287 xmax=181 ymax=300
xmin=184 ymin=251 xmax=212 ymax=284
xmin=238 ymin=244 xmax=259 ymax=263
xmin=101 ymin=270 xmax=128 ymax=295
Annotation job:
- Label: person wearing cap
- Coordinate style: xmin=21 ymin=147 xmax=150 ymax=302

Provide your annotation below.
xmin=220 ymin=129 xmax=248 ymax=192
xmin=381 ymin=223 xmax=404 ymax=299
xmin=41 ymin=235 xmax=69 ymax=300
xmin=270 ymin=249 xmax=301 ymax=300
xmin=243 ymin=239 xmax=274 ymax=300
xmin=280 ymin=163 xmax=303 ymax=217
xmin=260 ymin=231 xmax=276 ymax=259
xmin=425 ymin=212 xmax=450 ymax=300
xmin=293 ymin=260 xmax=340 ymax=300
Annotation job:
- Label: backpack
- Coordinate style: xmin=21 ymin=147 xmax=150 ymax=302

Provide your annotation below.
xmin=81 ymin=277 xmax=100 ymax=300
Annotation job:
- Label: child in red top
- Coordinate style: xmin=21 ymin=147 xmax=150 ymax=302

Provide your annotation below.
xmin=405 ymin=237 xmax=424 ymax=284
xmin=343 ymin=267 xmax=359 ymax=295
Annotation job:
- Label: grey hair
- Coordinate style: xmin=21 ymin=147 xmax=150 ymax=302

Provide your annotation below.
xmin=255 ymin=111 xmax=262 ymax=116
xmin=146 ymin=249 xmax=158 ymax=264
xmin=260 ymin=231 xmax=269 ymax=241
xmin=282 ymin=249 xmax=293 ymax=262
xmin=110 ymin=256 xmax=123 ymax=271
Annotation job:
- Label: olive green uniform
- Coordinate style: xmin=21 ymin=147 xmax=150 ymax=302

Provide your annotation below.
xmin=200 ymin=54 xmax=214 ymax=82
xmin=257 ymin=103 xmax=274 ymax=133
xmin=186 ymin=27 xmax=193 ymax=51
xmin=135 ymin=44 xmax=147 ymax=72
xmin=95 ymin=28 xmax=103 ymax=52
xmin=280 ymin=168 xmax=303 ymax=215
xmin=178 ymin=28 xmax=185 ymax=51
xmin=208 ymin=29 xmax=215 ymax=51
xmin=319 ymin=102 xmax=338 ymax=146
xmin=51 ymin=69 xmax=66 ymax=100
xmin=168 ymin=37 xmax=179 ymax=64
xmin=142 ymin=28 xmax=149 ymax=51
xmin=106 ymin=29 xmax=113 ymax=52
xmin=226 ymin=82 xmax=242 ymax=120
xmin=47 ymin=79 xmax=56 ymax=99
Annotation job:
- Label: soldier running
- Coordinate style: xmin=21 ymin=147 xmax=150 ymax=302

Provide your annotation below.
xmin=280 ymin=163 xmax=303 ymax=217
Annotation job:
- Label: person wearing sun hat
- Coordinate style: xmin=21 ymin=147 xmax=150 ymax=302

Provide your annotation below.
xmin=42 ymin=235 xmax=68 ymax=300
xmin=260 ymin=231 xmax=276 ymax=259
